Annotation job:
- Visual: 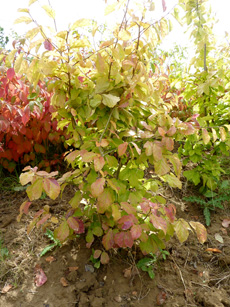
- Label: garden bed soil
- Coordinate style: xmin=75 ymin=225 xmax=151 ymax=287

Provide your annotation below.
xmin=0 ymin=186 xmax=230 ymax=307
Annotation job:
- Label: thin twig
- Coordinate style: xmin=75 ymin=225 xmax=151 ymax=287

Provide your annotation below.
xmin=171 ymin=256 xmax=187 ymax=299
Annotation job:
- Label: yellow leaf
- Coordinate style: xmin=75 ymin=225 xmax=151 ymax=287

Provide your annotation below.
xmin=29 ymin=0 xmax=38 ymax=5
xmin=14 ymin=16 xmax=33 ymax=24
xmin=17 ymin=8 xmax=30 ymax=13
xmin=211 ymin=128 xmax=217 ymax=142
xmin=219 ymin=127 xmax=226 ymax=141
xmin=50 ymin=217 xmax=59 ymax=224
xmin=118 ymin=30 xmax=131 ymax=41
xmin=71 ymin=19 xmax=91 ymax=30
xmin=104 ymin=2 xmax=117 ymax=15
xmin=42 ymin=5 xmax=55 ymax=19
xmin=26 ymin=27 xmax=40 ymax=40
xmin=202 ymin=128 xmax=210 ymax=145
xmin=14 ymin=53 xmax=24 ymax=73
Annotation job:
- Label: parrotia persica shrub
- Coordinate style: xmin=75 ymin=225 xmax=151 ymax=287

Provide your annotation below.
xmin=14 ymin=0 xmax=214 ymax=260
xmin=0 ymin=53 xmax=68 ymax=173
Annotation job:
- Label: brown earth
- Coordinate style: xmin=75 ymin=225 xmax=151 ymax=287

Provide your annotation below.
xmin=0 ymin=185 xmax=230 ymax=307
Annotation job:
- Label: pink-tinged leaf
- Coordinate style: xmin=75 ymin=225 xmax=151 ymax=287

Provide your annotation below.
xmin=120 ymin=202 xmax=136 ymax=215
xmin=94 ymin=156 xmax=105 ymax=171
xmin=17 ymin=201 xmax=32 ymax=222
xmin=54 ymin=220 xmax=69 ymax=242
xmin=34 ymin=265 xmax=47 ymax=287
xmin=7 ymin=68 xmax=15 ymax=81
xmin=150 ymin=214 xmax=168 ymax=234
xmin=174 ymin=219 xmax=190 ymax=243
xmin=37 ymin=213 xmax=51 ymax=226
xmin=96 ymin=139 xmax=109 ymax=147
xmin=102 ymin=229 xmax=114 ymax=250
xmin=75 ymin=218 xmax=85 ymax=234
xmin=97 ymin=188 xmax=114 ymax=213
xmin=131 ymin=142 xmax=141 ymax=155
xmin=117 ymin=214 xmax=138 ymax=230
xmin=164 ymin=137 xmax=174 ymax=151
xmin=44 ymin=39 xmax=53 ymax=50
xmin=167 ymin=126 xmax=176 ymax=136
xmin=22 ymin=105 xmax=30 ymax=126
xmin=152 ymin=142 xmax=162 ymax=161
xmin=222 ymin=219 xmax=230 ymax=228
xmin=202 ymin=128 xmax=210 ymax=145
xmin=91 ymin=178 xmax=105 ymax=197
xmin=80 ymin=150 xmax=98 ymax=162
xmin=100 ymin=251 xmax=110 ymax=264
xmin=94 ymin=249 xmax=102 ymax=259
xmin=158 ymin=127 xmax=166 ymax=136
xmin=67 ymin=216 xmax=80 ymax=232
xmin=142 ymin=121 xmax=153 ymax=131
xmin=43 ymin=178 xmax=60 ymax=200
xmin=164 ymin=204 xmax=176 ymax=223
xmin=26 ymin=178 xmax=43 ymax=201
xmin=0 ymin=116 xmax=10 ymax=133
xmin=189 ymin=221 xmax=207 ymax=244
xmin=130 ymin=224 xmax=142 ymax=239
xmin=65 ymin=150 xmax=79 ymax=164
xmin=154 ymin=158 xmax=170 ymax=176
xmin=114 ymin=231 xmax=134 ymax=248
xmin=140 ymin=199 xmax=151 ymax=214
xmin=143 ymin=141 xmax=153 ymax=156
xmin=162 ymin=0 xmax=167 ymax=12
xmin=118 ymin=142 xmax=128 ymax=156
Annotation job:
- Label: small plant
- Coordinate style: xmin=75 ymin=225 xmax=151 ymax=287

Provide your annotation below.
xmin=0 ymin=235 xmax=9 ymax=261
xmin=183 ymin=180 xmax=230 ymax=226
xmin=90 ymin=249 xmax=110 ymax=269
xmin=40 ymin=229 xmax=61 ymax=257
xmin=137 ymin=249 xmax=169 ymax=279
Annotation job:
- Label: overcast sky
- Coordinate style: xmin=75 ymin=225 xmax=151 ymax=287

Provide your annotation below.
xmin=1 ymin=0 xmax=230 ymax=48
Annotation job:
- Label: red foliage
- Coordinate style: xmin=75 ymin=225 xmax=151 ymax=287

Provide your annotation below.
xmin=0 ymin=67 xmax=68 ymax=172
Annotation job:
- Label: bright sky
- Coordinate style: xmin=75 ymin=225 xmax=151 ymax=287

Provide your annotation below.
xmin=1 ymin=0 xmax=230 ymax=49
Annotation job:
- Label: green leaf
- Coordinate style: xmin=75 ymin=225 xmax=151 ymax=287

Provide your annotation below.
xmin=162 ymin=174 xmax=182 ymax=189
xmin=69 ymin=191 xmax=82 ymax=208
xmin=54 ymin=220 xmax=69 ymax=242
xmin=102 ymin=94 xmax=120 ymax=108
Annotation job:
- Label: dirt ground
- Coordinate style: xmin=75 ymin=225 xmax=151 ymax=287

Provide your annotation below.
xmin=0 ymin=184 xmax=230 ymax=307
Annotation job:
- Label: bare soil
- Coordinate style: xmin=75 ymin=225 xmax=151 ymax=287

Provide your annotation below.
xmin=0 ymin=185 xmax=230 ymax=307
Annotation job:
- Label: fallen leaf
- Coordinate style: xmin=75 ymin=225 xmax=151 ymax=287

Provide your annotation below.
xmin=156 ymin=291 xmax=167 ymax=305
xmin=214 ymin=233 xmax=224 ymax=244
xmin=45 ymin=256 xmax=56 ymax=263
xmin=1 ymin=284 xmax=12 ymax=293
xmin=222 ymin=219 xmax=230 ymax=228
xmin=60 ymin=277 xmax=68 ymax=287
xmin=68 ymin=266 xmax=79 ymax=272
xmin=34 ymin=265 xmax=47 ymax=287
xmin=205 ymin=248 xmax=222 ymax=253
xmin=114 ymin=295 xmax=122 ymax=303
